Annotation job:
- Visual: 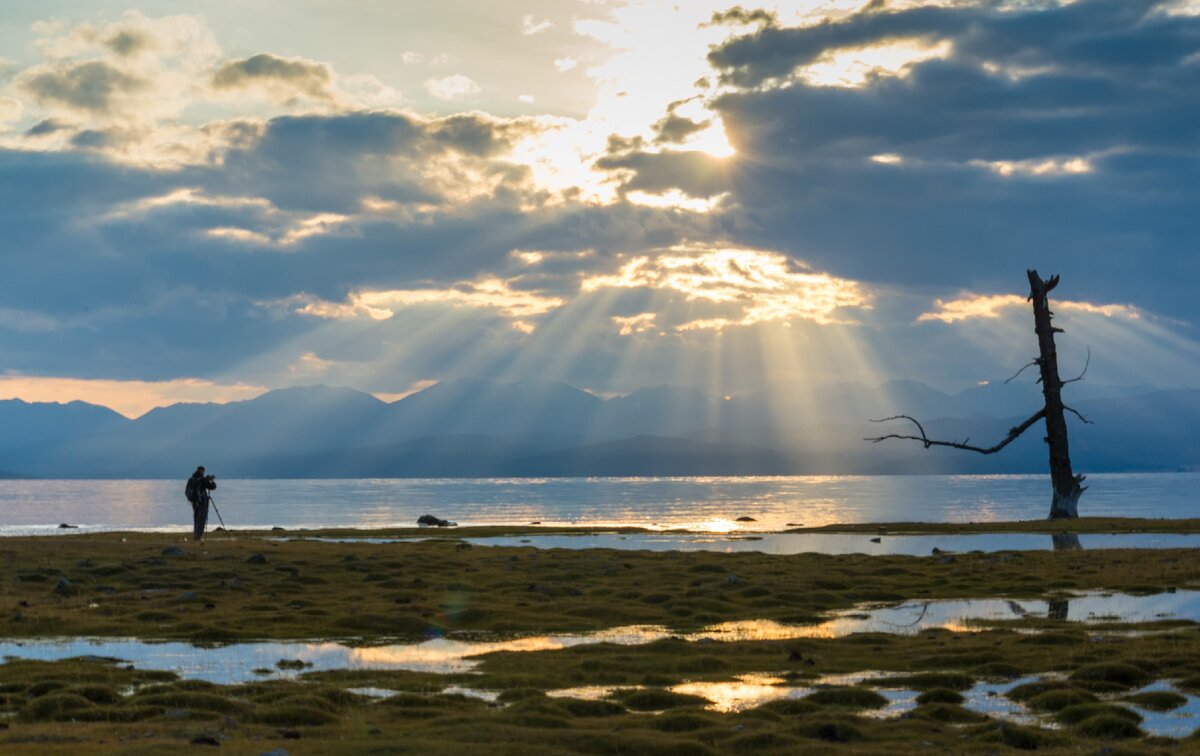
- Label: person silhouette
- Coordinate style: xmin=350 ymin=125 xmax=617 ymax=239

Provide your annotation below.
xmin=185 ymin=466 xmax=217 ymax=541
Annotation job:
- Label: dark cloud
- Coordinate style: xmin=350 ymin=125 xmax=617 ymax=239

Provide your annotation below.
xmin=653 ymin=113 xmax=706 ymax=144
xmin=704 ymin=7 xmax=778 ymax=29
xmin=105 ymin=29 xmax=154 ymax=57
xmin=212 ymin=53 xmax=335 ymax=101
xmin=21 ymin=61 xmax=147 ymax=113
xmin=597 ymin=149 xmax=732 ymax=198
xmin=26 ymin=118 xmax=70 ymax=137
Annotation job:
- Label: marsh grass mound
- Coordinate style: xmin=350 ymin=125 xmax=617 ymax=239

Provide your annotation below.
xmin=614 ymin=689 xmax=708 ymax=711
xmin=1069 ymin=662 xmax=1154 ymax=692
xmin=1122 ymin=690 xmax=1187 ymax=711
xmin=803 ymin=686 xmax=888 ymax=709
xmin=915 ymin=688 xmax=964 ymax=705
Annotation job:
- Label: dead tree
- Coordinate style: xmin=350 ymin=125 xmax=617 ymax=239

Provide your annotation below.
xmin=867 ymin=270 xmax=1089 ymax=519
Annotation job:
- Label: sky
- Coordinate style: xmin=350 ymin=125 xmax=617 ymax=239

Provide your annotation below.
xmin=1 ymin=0 xmax=1198 ymax=417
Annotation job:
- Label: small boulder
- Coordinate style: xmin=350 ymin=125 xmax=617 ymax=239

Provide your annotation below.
xmin=271 ymin=527 xmax=285 ymax=532
xmin=259 ymin=750 xmax=290 ymax=756
xmin=53 ymin=577 xmax=78 ymax=597
xmin=417 ymin=514 xmax=457 ymax=527
xmin=162 ymin=546 xmax=188 ymax=557
xmin=58 ymin=523 xmax=78 ymax=529
xmin=246 ymin=553 xmax=268 ymax=565
xmin=869 ymin=537 xmax=882 ymax=544
xmin=735 ymin=516 xmax=757 ymax=522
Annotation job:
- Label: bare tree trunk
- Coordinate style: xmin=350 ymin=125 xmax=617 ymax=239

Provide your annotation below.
xmin=1026 ymin=270 xmax=1084 ymax=519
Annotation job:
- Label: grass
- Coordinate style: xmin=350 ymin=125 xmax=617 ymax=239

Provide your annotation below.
xmin=0 ymin=528 xmax=1198 ymax=752
xmin=0 ymin=530 xmax=1197 ymax=641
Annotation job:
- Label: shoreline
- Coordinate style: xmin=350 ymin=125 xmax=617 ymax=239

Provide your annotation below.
xmin=10 ymin=515 xmax=1200 ymax=540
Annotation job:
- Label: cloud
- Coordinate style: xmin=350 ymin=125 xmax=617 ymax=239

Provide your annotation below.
xmin=20 ymin=60 xmax=147 ymax=113
xmin=920 ymin=293 xmax=1143 ymax=324
xmin=553 ymin=57 xmax=578 ymax=72
xmin=211 ymin=53 xmax=335 ymax=103
xmin=282 ymin=276 xmax=566 ymax=322
xmin=582 ymin=246 xmax=868 ymax=329
xmin=424 ymin=74 xmax=482 ymax=101
xmin=521 ymin=15 xmax=554 ymax=36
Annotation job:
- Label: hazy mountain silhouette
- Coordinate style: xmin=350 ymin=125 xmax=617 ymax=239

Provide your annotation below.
xmin=1 ymin=379 xmax=1195 ymax=478
xmin=0 ymin=399 xmax=129 ymax=450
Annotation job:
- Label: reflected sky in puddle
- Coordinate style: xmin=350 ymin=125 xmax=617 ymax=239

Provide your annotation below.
xmin=1 ymin=591 xmax=1196 ymax=684
xmin=1126 ymin=681 xmax=1200 ymax=738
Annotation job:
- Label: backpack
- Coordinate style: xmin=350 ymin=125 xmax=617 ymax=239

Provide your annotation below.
xmin=185 ymin=476 xmax=199 ymax=504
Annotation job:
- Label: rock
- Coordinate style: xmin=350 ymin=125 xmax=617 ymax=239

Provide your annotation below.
xmin=786 ymin=522 xmax=803 ymax=527
xmin=931 ymin=547 xmax=944 ymax=555
xmin=788 ymin=650 xmax=803 ymax=661
xmin=417 ymin=514 xmax=457 ymax=527
xmin=246 ymin=553 xmax=268 ymax=565
xmin=259 ymin=750 xmax=290 ymax=756
xmin=869 ymin=537 xmax=882 ymax=543
xmin=271 ymin=527 xmax=285 ymax=532
xmin=735 ymin=516 xmax=756 ymax=522
xmin=190 ymin=733 xmax=220 ymax=746
xmin=214 ymin=526 xmax=225 ymax=532
xmin=724 ymin=574 xmax=738 ymax=585
xmin=529 ymin=521 xmax=541 ymax=525
xmin=53 ymin=577 xmax=78 ymax=596
xmin=162 ymin=546 xmax=188 ymax=557
xmin=58 ymin=523 xmax=78 ymax=529
xmin=75 ymin=559 xmax=93 ymax=568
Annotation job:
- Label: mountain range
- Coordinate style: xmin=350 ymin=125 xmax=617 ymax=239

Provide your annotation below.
xmin=1 ymin=378 xmax=1197 ymax=478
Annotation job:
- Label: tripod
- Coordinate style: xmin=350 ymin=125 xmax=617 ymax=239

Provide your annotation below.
xmin=208 ymin=494 xmax=227 ymax=530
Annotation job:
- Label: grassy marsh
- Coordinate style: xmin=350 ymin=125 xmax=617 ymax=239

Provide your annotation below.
xmin=0 ymin=528 xmax=1198 ymax=751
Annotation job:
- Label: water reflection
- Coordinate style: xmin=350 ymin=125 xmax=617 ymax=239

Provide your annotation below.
xmin=303 ymin=531 xmax=1200 ymax=556
xmin=1052 ymin=533 xmax=1083 ymax=551
xmin=1 ymin=591 xmax=1194 ymax=683
xmin=4 ymin=474 xmax=1200 ymax=534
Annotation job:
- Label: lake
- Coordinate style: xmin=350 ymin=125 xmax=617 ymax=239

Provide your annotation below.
xmin=0 ymin=473 xmax=1197 ymax=535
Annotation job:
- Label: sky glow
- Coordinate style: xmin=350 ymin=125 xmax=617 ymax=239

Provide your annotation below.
xmin=0 ymin=0 xmax=1198 ymax=415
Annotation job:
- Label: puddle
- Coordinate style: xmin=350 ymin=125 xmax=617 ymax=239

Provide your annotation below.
xmin=670 ymin=674 xmax=807 ymax=713
xmin=960 ymin=676 xmax=1045 ymax=727
xmin=451 ymin=532 xmax=1200 ymax=556
xmin=3 ymin=591 xmax=1196 ymax=683
xmin=1124 ymin=681 xmax=1200 ymax=738
xmin=347 ymin=687 xmax=399 ymax=698
xmin=546 ymin=685 xmax=643 ymax=701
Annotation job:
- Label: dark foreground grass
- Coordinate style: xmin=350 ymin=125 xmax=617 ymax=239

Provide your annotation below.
xmin=0 ymin=531 xmax=1197 ymax=640
xmin=2 ymin=624 xmax=1198 ymax=753
xmin=0 ymin=529 xmax=1198 ymax=752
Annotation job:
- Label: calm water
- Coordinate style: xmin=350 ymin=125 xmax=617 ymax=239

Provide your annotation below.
xmin=0 ymin=473 xmax=1197 ymax=535
xmin=2 ymin=590 xmax=1196 ymax=683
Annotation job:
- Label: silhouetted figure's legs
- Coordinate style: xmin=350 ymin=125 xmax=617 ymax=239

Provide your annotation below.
xmin=192 ymin=499 xmax=208 ymax=541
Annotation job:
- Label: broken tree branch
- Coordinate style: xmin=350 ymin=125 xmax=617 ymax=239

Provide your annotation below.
xmin=1004 ymin=359 xmax=1039 ymax=385
xmin=1061 ymin=346 xmax=1091 ymax=386
xmin=1062 ymin=404 xmax=1093 ymax=425
xmin=865 ymin=408 xmax=1047 ymax=455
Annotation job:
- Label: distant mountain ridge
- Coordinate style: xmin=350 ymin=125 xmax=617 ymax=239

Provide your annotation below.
xmin=1 ymin=379 xmax=1196 ymax=478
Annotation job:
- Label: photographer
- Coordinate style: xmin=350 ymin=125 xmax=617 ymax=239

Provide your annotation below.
xmin=185 ymin=466 xmax=218 ymax=541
